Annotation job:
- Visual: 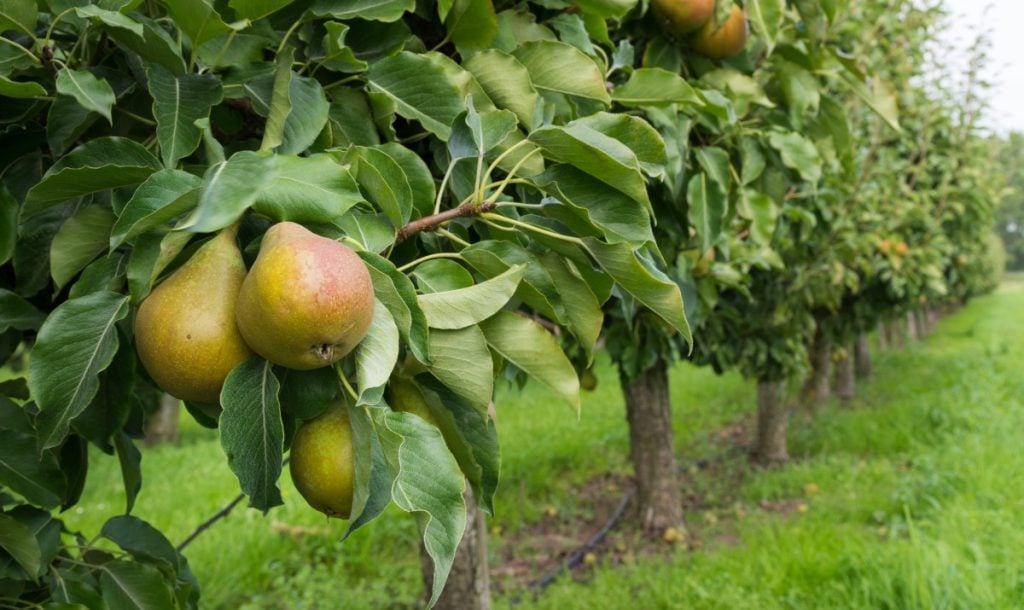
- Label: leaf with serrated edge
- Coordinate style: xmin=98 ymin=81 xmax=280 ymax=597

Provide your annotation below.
xmin=30 ymin=292 xmax=130 ymax=448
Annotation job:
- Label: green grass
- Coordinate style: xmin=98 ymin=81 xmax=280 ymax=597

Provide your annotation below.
xmin=63 ymin=278 xmax=1024 ymax=609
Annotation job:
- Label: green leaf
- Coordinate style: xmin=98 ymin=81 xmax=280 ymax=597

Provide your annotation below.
xmin=0 ymin=289 xmax=44 ymax=332
xmin=512 ymin=41 xmax=610 ymax=104
xmin=30 ymin=292 xmax=131 ymax=449
xmin=374 ymin=410 xmax=466 ymax=607
xmin=311 ymin=0 xmax=414 ymax=22
xmin=0 ymin=0 xmax=35 ymax=35
xmin=694 ymin=146 xmax=732 ymax=194
xmin=573 ymin=0 xmax=636 ymax=18
xmin=463 ymin=50 xmax=538 ymax=130
xmin=0 ymin=513 xmax=41 ymax=580
xmin=576 ymin=112 xmax=667 ymax=177
xmin=530 ymin=123 xmax=650 ymax=210
xmin=460 ymin=241 xmax=562 ymax=322
xmin=746 ymin=0 xmax=783 ymax=53
xmin=50 ymin=206 xmax=116 ymax=289
xmin=113 ymin=432 xmax=141 ymax=514
xmin=55 ymin=68 xmax=116 ymax=124
xmin=328 ymin=89 xmax=380 ymax=146
xmin=418 ymin=265 xmax=525 ymax=329
xmin=740 ymin=189 xmax=778 ymax=245
xmin=414 ymin=259 xmax=474 ymax=293
xmin=163 ymin=0 xmax=233 ymax=47
xmin=349 ymin=146 xmax=413 ymax=228
xmin=367 ymin=52 xmax=466 ymax=140
xmin=777 ymin=61 xmax=820 ymax=119
xmin=767 ymin=131 xmax=822 ymax=182
xmin=110 ymin=169 xmax=200 ymax=248
xmin=74 ymin=6 xmax=143 ymax=36
xmin=262 ymin=50 xmax=293 ymax=153
xmin=687 ymin=173 xmax=727 ymax=253
xmin=583 ymin=238 xmax=691 ymax=343
xmin=445 ymin=0 xmax=498 ymax=49
xmin=24 ymin=138 xmax=162 ymax=215
xmin=228 ymin=0 xmax=295 ymax=20
xmin=355 ymin=299 xmax=399 ymax=406
xmin=449 ymin=106 xmax=518 ymax=162
xmin=181 ymin=150 xmax=276 ymax=233
xmin=0 ymin=74 xmax=45 ymax=98
xmin=540 ymin=253 xmax=602 ymax=357
xmin=611 ymin=68 xmax=701 ymax=107
xmin=343 ymin=402 xmax=392 ymax=537
xmin=426 ymin=326 xmax=492 ymax=412
xmin=278 ymin=368 xmax=339 ymax=421
xmin=376 ymin=143 xmax=435 ymax=218
xmin=359 ymin=252 xmax=431 ymax=364
xmin=0 ymin=429 xmax=65 ymax=508
xmin=46 ymin=96 xmax=99 ymax=157
xmin=833 ymin=50 xmax=900 ymax=132
xmin=100 ymin=560 xmax=176 ymax=610
xmin=252 ymin=154 xmax=363 ymax=224
xmin=478 ymin=311 xmax=580 ymax=411
xmin=147 ymin=64 xmax=222 ymax=168
xmin=101 ymin=516 xmax=179 ymax=570
xmin=102 ymin=13 xmax=187 ymax=75
xmin=219 ymin=358 xmax=284 ymax=511
xmin=320 ymin=22 xmax=368 ymax=72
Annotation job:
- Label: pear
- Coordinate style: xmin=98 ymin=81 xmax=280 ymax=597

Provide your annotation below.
xmin=651 ymin=0 xmax=713 ymax=37
xmin=387 ymin=375 xmax=438 ymax=427
xmin=691 ymin=5 xmax=748 ymax=59
xmin=134 ymin=225 xmax=253 ymax=404
xmin=289 ymin=403 xmax=354 ymax=518
xmin=235 ymin=222 xmax=374 ymax=370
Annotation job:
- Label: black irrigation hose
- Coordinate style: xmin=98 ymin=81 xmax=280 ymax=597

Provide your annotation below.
xmin=509 ymin=490 xmax=635 ymax=606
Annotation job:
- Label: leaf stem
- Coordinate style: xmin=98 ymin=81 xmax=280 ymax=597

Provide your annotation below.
xmin=480 ymin=213 xmax=584 ymax=246
xmin=396 ymin=251 xmax=464 ymax=273
xmin=483 ymin=138 xmax=533 ymax=187
xmin=436 ymin=227 xmax=471 ymax=248
xmin=339 ymin=370 xmax=359 ymax=401
xmin=0 ymin=37 xmax=39 ymax=65
xmin=276 ymin=17 xmax=305 ymax=56
xmin=488 ymin=149 xmax=542 ymax=203
xmin=44 ymin=8 xmax=77 ymax=51
xmin=433 ymin=160 xmax=458 ymax=214
xmin=115 ymin=106 xmax=156 ymax=126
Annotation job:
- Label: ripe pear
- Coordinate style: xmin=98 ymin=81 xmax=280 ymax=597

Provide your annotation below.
xmin=691 ymin=5 xmax=748 ymax=59
xmin=134 ymin=225 xmax=254 ymax=404
xmin=235 ymin=222 xmax=375 ymax=370
xmin=387 ymin=376 xmax=438 ymax=427
xmin=290 ymin=403 xmax=354 ymax=518
xmin=651 ymin=0 xmax=713 ymax=37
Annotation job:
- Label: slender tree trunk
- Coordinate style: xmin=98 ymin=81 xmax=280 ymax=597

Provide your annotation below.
xmin=914 ymin=309 xmax=928 ymax=339
xmin=144 ymin=393 xmax=180 ymax=447
xmin=834 ymin=345 xmax=856 ymax=401
xmin=755 ymin=380 xmax=788 ymax=464
xmin=800 ymin=331 xmax=831 ymax=411
xmin=906 ymin=311 xmax=919 ymax=342
xmin=421 ymin=487 xmax=490 ymax=610
xmin=854 ymin=334 xmax=872 ymax=379
xmin=889 ymin=319 xmax=905 ymax=349
xmin=622 ymin=359 xmax=683 ymax=535
xmin=877 ymin=322 xmax=889 ymax=350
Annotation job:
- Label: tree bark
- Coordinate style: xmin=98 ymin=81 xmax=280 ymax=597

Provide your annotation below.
xmin=755 ymin=380 xmax=789 ymax=464
xmin=888 ymin=319 xmax=905 ymax=349
xmin=906 ymin=311 xmax=919 ymax=342
xmin=877 ymin=322 xmax=889 ymax=350
xmin=834 ymin=345 xmax=856 ymax=401
xmin=914 ymin=309 xmax=928 ymax=339
xmin=800 ymin=331 xmax=831 ymax=411
xmin=421 ymin=487 xmax=490 ymax=610
xmin=854 ymin=334 xmax=872 ymax=379
xmin=622 ymin=359 xmax=683 ymax=536
xmin=144 ymin=393 xmax=180 ymax=447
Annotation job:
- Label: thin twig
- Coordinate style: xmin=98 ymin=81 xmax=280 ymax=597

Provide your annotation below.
xmin=176 ymin=494 xmax=246 ymax=552
xmin=394 ymin=201 xmax=497 ymax=245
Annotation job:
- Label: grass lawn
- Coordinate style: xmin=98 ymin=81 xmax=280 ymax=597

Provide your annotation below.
xmin=63 ymin=277 xmax=1024 ymax=609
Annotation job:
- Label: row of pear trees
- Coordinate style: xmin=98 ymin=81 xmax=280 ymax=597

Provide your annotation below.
xmin=0 ymin=0 xmax=1005 ymax=609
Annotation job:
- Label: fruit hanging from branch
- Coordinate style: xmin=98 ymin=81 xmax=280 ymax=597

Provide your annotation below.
xmin=290 ymin=403 xmax=355 ymax=519
xmin=651 ymin=0 xmax=714 ymax=37
xmin=134 ymin=224 xmax=253 ymax=404
xmin=691 ymin=4 xmax=748 ymax=59
xmin=236 ymin=222 xmax=375 ymax=370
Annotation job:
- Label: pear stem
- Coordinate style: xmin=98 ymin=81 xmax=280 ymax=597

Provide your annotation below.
xmin=394 ymin=201 xmax=497 ymax=245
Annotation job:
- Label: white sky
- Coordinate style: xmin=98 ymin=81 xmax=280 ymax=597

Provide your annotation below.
xmin=940 ymin=0 xmax=1024 ymax=134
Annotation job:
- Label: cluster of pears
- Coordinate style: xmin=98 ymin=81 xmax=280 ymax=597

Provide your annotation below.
xmin=134 ymin=221 xmax=375 ymax=517
xmin=651 ymin=0 xmax=748 ymax=59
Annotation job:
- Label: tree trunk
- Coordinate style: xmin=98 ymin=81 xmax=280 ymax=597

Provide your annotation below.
xmin=144 ymin=393 xmax=180 ymax=447
xmin=888 ymin=319 xmax=905 ymax=349
xmin=877 ymin=322 xmax=889 ymax=350
xmin=421 ymin=487 xmax=490 ymax=610
xmin=622 ymin=359 xmax=683 ymax=536
xmin=834 ymin=345 xmax=855 ymax=401
xmin=914 ymin=309 xmax=928 ymax=339
xmin=854 ymin=334 xmax=872 ymax=379
xmin=906 ymin=311 xmax=919 ymax=342
xmin=755 ymin=380 xmax=788 ymax=464
xmin=800 ymin=331 xmax=831 ymax=411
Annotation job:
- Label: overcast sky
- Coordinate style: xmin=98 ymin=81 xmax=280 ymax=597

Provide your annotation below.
xmin=940 ymin=0 xmax=1024 ymax=134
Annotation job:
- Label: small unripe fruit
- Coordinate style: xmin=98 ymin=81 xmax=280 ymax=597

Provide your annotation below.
xmin=289 ymin=404 xmax=354 ymax=518
xmin=895 ymin=242 xmax=909 ymax=256
xmin=691 ymin=5 xmax=748 ymax=59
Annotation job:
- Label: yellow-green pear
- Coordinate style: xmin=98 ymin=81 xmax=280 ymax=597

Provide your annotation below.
xmin=289 ymin=403 xmax=354 ymax=518
xmin=235 ymin=222 xmax=374 ymax=370
xmin=134 ymin=225 xmax=253 ymax=404
xmin=691 ymin=5 xmax=748 ymax=59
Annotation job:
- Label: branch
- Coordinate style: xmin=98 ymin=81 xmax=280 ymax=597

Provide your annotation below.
xmin=394 ymin=201 xmax=496 ymax=245
xmin=176 ymin=493 xmax=245 ymax=552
